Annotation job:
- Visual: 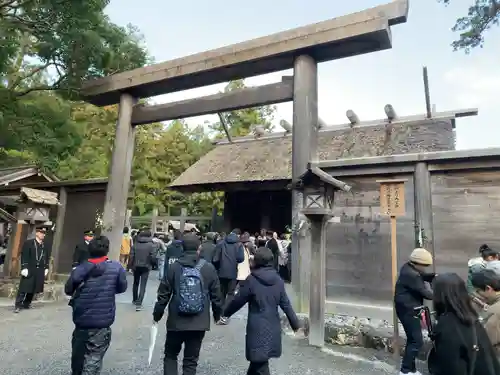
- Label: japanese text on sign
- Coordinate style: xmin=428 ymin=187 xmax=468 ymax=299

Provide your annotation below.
xmin=379 ymin=182 xmax=406 ymax=216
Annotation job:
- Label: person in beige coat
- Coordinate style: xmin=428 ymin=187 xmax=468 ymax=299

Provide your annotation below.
xmin=237 ymin=234 xmax=253 ymax=286
xmin=471 ymin=268 xmax=500 ymax=355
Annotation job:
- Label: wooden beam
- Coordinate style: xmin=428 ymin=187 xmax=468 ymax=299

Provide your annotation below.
xmin=414 ymin=163 xmax=435 ymax=272
xmin=81 ymin=0 xmax=408 ymax=106
xmin=133 ymin=216 xmax=212 ymax=221
xmin=131 ymin=81 xmax=293 ymax=125
xmin=51 ymin=187 xmax=67 ymax=275
xmin=315 ymin=148 xmax=500 ymax=170
xmin=217 ymin=113 xmax=233 ymax=143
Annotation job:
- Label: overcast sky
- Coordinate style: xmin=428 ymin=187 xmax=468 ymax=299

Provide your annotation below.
xmin=106 ymin=0 xmax=500 ymax=150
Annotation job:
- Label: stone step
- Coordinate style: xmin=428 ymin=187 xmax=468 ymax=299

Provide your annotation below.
xmin=0 ymin=278 xmax=66 ymax=301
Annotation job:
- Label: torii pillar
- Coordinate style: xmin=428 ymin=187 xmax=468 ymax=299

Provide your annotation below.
xmin=291 ymin=55 xmax=318 ymax=313
xmin=101 ymin=94 xmax=137 ymax=260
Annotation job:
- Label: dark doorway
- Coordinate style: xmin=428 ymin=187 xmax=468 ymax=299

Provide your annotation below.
xmin=225 ymin=190 xmax=291 ymax=234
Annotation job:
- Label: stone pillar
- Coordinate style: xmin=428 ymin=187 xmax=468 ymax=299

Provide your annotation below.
xmin=101 ymin=93 xmax=136 ymax=260
xmin=305 ymin=213 xmax=331 ymax=347
xmin=291 ymin=55 xmax=318 ymax=312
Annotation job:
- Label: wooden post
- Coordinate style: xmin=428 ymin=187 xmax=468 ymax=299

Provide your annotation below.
xmin=125 ymin=209 xmax=132 ymax=230
xmin=377 ymin=178 xmax=407 ymax=361
xmin=180 ymin=208 xmax=187 ymax=232
xmin=414 ymin=162 xmax=435 ymax=273
xmin=101 ymin=93 xmax=136 ymax=261
xmin=151 ymin=208 xmax=158 ymax=233
xmin=120 ymin=126 xmax=136 ymax=228
xmin=51 ymin=187 xmax=67 ymax=276
xmin=291 ymin=54 xmax=318 ymax=313
xmin=7 ymin=222 xmax=24 ymax=277
xmin=308 ymin=216 xmax=329 ymax=347
xmin=390 ymin=214 xmax=399 ymax=359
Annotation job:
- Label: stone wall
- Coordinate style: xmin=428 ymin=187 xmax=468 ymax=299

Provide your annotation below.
xmin=319 ymin=119 xmax=455 ymax=160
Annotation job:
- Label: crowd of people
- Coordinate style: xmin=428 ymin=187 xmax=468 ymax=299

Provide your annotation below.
xmin=63 ymin=226 xmax=299 ymax=375
xmin=394 ymin=245 xmax=500 ymax=375
xmin=16 ymin=222 xmax=500 ymax=375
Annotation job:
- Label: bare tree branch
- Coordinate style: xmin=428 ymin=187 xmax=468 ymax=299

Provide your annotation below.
xmin=10 ymin=62 xmax=52 ymax=89
xmin=14 ymin=74 xmax=67 ymax=97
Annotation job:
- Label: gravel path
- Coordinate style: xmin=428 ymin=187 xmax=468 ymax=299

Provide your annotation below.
xmin=0 ymin=273 xmax=395 ymax=375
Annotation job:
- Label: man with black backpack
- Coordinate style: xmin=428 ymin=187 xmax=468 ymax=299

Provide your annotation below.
xmin=153 ymin=233 xmax=222 ymax=375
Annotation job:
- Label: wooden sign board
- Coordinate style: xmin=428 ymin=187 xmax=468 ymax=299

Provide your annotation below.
xmin=377 ymin=179 xmax=407 ymax=217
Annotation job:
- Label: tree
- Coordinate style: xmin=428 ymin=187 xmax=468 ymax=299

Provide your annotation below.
xmin=130 ymin=120 xmax=215 ymax=215
xmin=0 ymin=1 xmax=149 ymax=170
xmin=210 ymin=80 xmax=276 ymax=138
xmin=440 ymin=0 xmax=499 ymax=52
xmin=56 ymin=104 xmax=117 ymax=178
xmin=0 ymin=0 xmax=149 ymax=97
xmin=0 ymin=91 xmax=81 ymax=171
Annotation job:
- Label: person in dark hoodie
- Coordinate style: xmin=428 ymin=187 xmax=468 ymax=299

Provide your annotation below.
xmin=153 ymin=233 xmax=222 ymax=375
xmin=223 ymin=247 xmax=301 ymax=375
xmin=199 ymin=232 xmax=217 ymax=262
xmin=394 ymin=248 xmax=436 ymax=375
xmin=163 ymin=230 xmax=184 ymax=280
xmin=65 ymin=235 xmax=127 ymax=375
xmin=213 ymin=228 xmax=244 ymax=324
xmin=129 ymin=229 xmax=157 ymax=311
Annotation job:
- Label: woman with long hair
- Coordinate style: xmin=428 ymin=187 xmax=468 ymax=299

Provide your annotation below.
xmin=430 ymin=273 xmax=500 ymax=375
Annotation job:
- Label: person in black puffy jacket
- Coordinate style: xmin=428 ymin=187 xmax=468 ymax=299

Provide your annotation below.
xmin=394 ymin=247 xmax=435 ymax=375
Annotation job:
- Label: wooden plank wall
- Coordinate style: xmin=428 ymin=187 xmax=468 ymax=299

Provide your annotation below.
xmin=431 ymin=171 xmax=500 ymax=279
xmin=325 ymin=175 xmax=415 ymax=305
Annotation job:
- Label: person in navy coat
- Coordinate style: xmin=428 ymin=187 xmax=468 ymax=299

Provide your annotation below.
xmin=223 ymin=247 xmax=300 ymax=375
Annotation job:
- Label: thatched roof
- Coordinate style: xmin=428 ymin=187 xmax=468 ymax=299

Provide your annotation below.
xmin=0 ymin=165 xmax=58 ymax=185
xmin=171 ymin=118 xmax=455 ymax=191
xmin=20 ymin=187 xmax=60 ymax=205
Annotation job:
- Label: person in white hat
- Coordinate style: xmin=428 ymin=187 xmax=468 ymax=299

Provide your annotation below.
xmin=394 ymin=248 xmax=436 ymax=375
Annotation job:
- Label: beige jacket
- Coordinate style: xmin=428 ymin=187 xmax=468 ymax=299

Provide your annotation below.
xmin=237 ymin=247 xmax=252 ymax=281
xmin=484 ymin=297 xmax=500 ymax=354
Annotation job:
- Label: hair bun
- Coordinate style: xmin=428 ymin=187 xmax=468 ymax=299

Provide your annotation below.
xmin=479 ymin=244 xmax=491 ymax=252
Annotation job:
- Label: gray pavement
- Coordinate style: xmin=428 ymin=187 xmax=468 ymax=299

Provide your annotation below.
xmin=0 ymin=272 xmax=396 ymax=375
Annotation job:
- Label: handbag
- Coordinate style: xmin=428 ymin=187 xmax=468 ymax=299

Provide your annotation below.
xmin=455 ymin=321 xmax=479 ymax=375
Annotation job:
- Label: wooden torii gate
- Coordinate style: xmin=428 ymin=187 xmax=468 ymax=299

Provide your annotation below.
xmin=79 ymin=0 xmax=409 ymax=346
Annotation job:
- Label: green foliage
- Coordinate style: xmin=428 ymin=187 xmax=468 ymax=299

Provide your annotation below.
xmin=0 ymin=0 xmax=149 ymax=98
xmin=56 ymin=104 xmax=117 ymax=178
xmin=0 ymin=0 xmax=149 ymax=171
xmin=210 ymin=80 xmax=276 ymax=138
xmin=440 ymin=0 xmax=499 ymax=52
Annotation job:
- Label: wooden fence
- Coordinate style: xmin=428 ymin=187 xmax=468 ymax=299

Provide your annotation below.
xmin=314 ymin=147 xmax=500 ymax=319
